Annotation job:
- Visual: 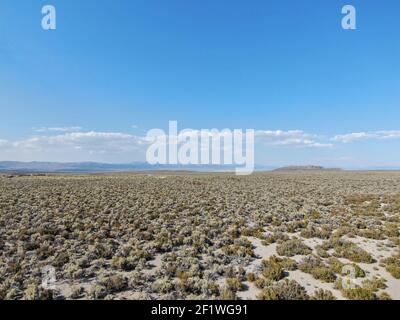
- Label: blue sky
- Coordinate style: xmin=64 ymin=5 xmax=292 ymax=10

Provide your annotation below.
xmin=1 ymin=0 xmax=400 ymax=167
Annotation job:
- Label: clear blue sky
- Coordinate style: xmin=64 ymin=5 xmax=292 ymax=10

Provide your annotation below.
xmin=1 ymin=0 xmax=400 ymax=167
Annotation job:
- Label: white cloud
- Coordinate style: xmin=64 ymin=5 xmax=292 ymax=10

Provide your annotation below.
xmin=333 ymin=132 xmax=375 ymax=143
xmin=376 ymin=130 xmax=400 ymax=139
xmin=255 ymin=130 xmax=332 ymax=148
xmin=0 ymin=128 xmax=335 ymax=163
xmin=33 ymin=126 xmax=83 ymax=133
xmin=144 ymin=128 xmax=332 ymax=149
xmin=5 ymin=127 xmax=400 ymax=163
xmin=0 ymin=131 xmax=151 ymax=162
xmin=13 ymin=131 xmax=148 ymax=153
xmin=333 ymin=131 xmax=400 ymax=143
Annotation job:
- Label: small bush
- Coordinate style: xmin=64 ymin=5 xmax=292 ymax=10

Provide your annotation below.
xmin=351 ymin=264 xmax=366 ymax=278
xmin=225 ymin=278 xmax=244 ymax=292
xmin=327 ymin=257 xmax=344 ymax=274
xmin=300 ymin=226 xmax=330 ymax=240
xmin=276 ymin=239 xmax=311 ymax=257
xmin=70 ymin=285 xmax=83 ymax=299
xmin=381 ymin=254 xmax=400 ymax=279
xmin=89 ymin=284 xmax=107 ymax=299
xmin=261 ymin=257 xmax=285 ymax=281
xmin=257 ymin=280 xmax=309 ymax=300
xmin=315 ymin=245 xmax=330 ymax=258
xmin=246 ymin=272 xmax=256 ymax=282
xmin=254 ymin=277 xmax=271 ymax=289
xmin=311 ymin=289 xmax=336 ymax=300
xmin=341 ymin=287 xmax=377 ymax=300
xmin=111 ymin=256 xmax=136 ymax=271
xmin=52 ymin=251 xmax=70 ymax=268
xmin=310 ymin=267 xmax=336 ymax=283
xmin=379 ymin=292 xmax=392 ymax=300
xmin=151 ymin=278 xmax=174 ymax=294
xmin=361 ymin=277 xmax=386 ymax=292
xmin=101 ymin=274 xmax=127 ymax=293
xmin=298 ymin=255 xmax=324 ymax=273
xmin=24 ymin=284 xmax=53 ymax=300
xmin=220 ymin=287 xmax=236 ymax=300
xmin=332 ymin=239 xmax=374 ymax=263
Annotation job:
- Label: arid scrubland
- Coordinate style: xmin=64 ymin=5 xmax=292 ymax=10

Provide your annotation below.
xmin=0 ymin=171 xmax=400 ymax=300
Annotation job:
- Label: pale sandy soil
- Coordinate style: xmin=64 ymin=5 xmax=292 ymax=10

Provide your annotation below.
xmin=287 ymin=270 xmax=344 ymax=299
xmin=142 ymin=253 xmax=163 ymax=276
xmin=236 ymin=231 xmax=400 ymax=300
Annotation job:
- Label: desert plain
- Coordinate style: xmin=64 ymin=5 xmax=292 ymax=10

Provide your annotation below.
xmin=0 ymin=171 xmax=399 ymax=300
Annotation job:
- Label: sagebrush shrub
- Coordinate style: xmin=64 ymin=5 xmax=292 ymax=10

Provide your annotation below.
xmin=257 ymin=280 xmax=309 ymax=300
xmin=276 ymin=239 xmax=311 ymax=257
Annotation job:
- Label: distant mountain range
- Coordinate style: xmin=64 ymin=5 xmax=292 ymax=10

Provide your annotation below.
xmin=0 ymin=161 xmax=272 ymax=173
xmin=1 ymin=161 xmax=400 ymax=173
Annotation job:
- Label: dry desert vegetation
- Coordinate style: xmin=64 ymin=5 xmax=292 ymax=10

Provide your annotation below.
xmin=0 ymin=171 xmax=400 ymax=300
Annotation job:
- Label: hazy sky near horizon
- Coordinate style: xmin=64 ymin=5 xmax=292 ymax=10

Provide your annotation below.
xmin=1 ymin=0 xmax=400 ymax=167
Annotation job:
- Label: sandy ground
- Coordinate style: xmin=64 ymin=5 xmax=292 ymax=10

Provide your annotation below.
xmin=236 ymin=232 xmax=400 ymax=300
xmin=142 ymin=253 xmax=163 ymax=276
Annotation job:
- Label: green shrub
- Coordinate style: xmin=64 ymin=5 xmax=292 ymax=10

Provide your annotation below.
xmin=24 ymin=284 xmax=39 ymax=300
xmin=300 ymin=226 xmax=330 ymax=239
xmin=111 ymin=256 xmax=136 ymax=271
xmin=311 ymin=289 xmax=336 ymax=300
xmin=101 ymin=274 xmax=127 ymax=293
xmin=381 ymin=254 xmax=400 ymax=279
xmin=205 ymin=282 xmax=220 ymax=296
xmin=24 ymin=283 xmax=53 ymax=300
xmin=70 ymin=285 xmax=83 ymax=299
xmin=262 ymin=232 xmax=289 ymax=245
xmin=361 ymin=277 xmax=387 ymax=292
xmin=298 ymin=255 xmax=324 ymax=273
xmin=90 ymin=243 xmax=114 ymax=259
xmin=279 ymin=257 xmax=298 ymax=271
xmin=351 ymin=264 xmax=366 ymax=278
xmin=327 ymin=257 xmax=344 ymax=274
xmin=341 ymin=287 xmax=377 ymax=300
xmin=315 ymin=245 xmax=330 ymax=258
xmin=357 ymin=229 xmax=385 ymax=240
xmin=89 ymin=284 xmax=107 ymax=299
xmin=220 ymin=287 xmax=236 ymax=300
xmin=332 ymin=239 xmax=374 ymax=263
xmin=254 ymin=277 xmax=271 ymax=289
xmin=246 ymin=272 xmax=256 ymax=282
xmin=276 ymin=239 xmax=311 ymax=257
xmin=261 ymin=257 xmax=285 ymax=281
xmin=225 ymin=278 xmax=244 ymax=292
xmin=257 ymin=280 xmax=309 ymax=300
xmin=386 ymin=264 xmax=400 ymax=279
xmin=222 ymin=244 xmax=256 ymax=258
xmin=389 ymin=237 xmax=400 ymax=246
xmin=379 ymin=292 xmax=392 ymax=300
xmin=52 ymin=251 xmax=70 ymax=268
xmin=151 ymin=278 xmax=174 ymax=294
xmin=384 ymin=223 xmax=399 ymax=238
xmin=307 ymin=210 xmax=321 ymax=219
xmin=0 ymin=284 xmax=7 ymax=300
xmin=310 ymin=267 xmax=336 ymax=283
